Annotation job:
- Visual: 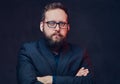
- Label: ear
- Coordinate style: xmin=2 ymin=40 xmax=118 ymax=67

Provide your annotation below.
xmin=40 ymin=21 xmax=44 ymax=32
xmin=67 ymin=24 xmax=70 ymax=31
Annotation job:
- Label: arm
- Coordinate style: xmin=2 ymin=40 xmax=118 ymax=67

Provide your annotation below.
xmin=16 ymin=44 xmax=42 ymax=84
xmin=37 ymin=51 xmax=95 ymax=84
xmin=37 ymin=67 xmax=90 ymax=84
xmin=53 ymin=61 xmax=94 ymax=84
xmin=37 ymin=75 xmax=93 ymax=84
xmin=17 ymin=45 xmax=94 ymax=84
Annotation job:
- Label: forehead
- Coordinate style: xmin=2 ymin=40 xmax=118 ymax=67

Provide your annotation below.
xmin=45 ymin=8 xmax=68 ymax=22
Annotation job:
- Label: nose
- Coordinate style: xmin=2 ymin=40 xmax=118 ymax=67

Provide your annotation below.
xmin=55 ymin=24 xmax=60 ymax=31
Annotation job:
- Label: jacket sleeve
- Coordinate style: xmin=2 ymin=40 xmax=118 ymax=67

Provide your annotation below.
xmin=53 ymin=49 xmax=95 ymax=84
xmin=16 ymin=44 xmax=42 ymax=84
xmin=53 ymin=76 xmax=93 ymax=84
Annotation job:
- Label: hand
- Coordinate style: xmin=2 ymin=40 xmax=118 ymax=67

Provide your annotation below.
xmin=37 ymin=76 xmax=52 ymax=84
xmin=76 ymin=67 xmax=89 ymax=76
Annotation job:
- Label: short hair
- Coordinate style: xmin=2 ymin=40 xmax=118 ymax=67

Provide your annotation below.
xmin=41 ymin=2 xmax=69 ymax=22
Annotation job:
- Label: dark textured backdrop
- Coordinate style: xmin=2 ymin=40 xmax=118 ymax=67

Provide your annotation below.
xmin=0 ymin=0 xmax=120 ymax=84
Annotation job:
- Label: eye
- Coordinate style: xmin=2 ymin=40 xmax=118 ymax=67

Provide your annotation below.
xmin=59 ymin=22 xmax=67 ymax=27
xmin=59 ymin=22 xmax=65 ymax=26
xmin=47 ymin=21 xmax=56 ymax=26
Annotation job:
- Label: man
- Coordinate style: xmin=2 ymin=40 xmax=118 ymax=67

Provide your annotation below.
xmin=17 ymin=2 xmax=94 ymax=84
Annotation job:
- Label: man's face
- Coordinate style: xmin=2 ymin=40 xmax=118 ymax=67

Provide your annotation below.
xmin=40 ymin=8 xmax=70 ymax=45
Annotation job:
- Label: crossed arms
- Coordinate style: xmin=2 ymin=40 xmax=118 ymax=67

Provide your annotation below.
xmin=37 ymin=67 xmax=89 ymax=84
xmin=17 ymin=56 xmax=93 ymax=84
xmin=17 ymin=44 xmax=94 ymax=84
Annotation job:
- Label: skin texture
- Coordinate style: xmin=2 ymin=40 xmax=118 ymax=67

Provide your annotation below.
xmin=40 ymin=8 xmax=70 ymax=44
xmin=38 ymin=8 xmax=89 ymax=84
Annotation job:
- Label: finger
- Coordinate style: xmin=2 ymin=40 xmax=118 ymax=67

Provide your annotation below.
xmin=83 ymin=72 xmax=87 ymax=76
xmin=78 ymin=67 xmax=85 ymax=73
xmin=76 ymin=68 xmax=89 ymax=76
xmin=81 ymin=67 xmax=84 ymax=70
xmin=83 ymin=69 xmax=89 ymax=76
xmin=85 ymin=69 xmax=89 ymax=73
xmin=76 ymin=70 xmax=85 ymax=76
xmin=36 ymin=77 xmax=41 ymax=80
xmin=76 ymin=71 xmax=82 ymax=76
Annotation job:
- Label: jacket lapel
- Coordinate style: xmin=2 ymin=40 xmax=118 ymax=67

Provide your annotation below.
xmin=56 ymin=43 xmax=73 ymax=75
xmin=37 ymin=39 xmax=56 ymax=74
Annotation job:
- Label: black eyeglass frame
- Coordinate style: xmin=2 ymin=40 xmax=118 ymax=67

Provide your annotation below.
xmin=44 ymin=21 xmax=69 ymax=29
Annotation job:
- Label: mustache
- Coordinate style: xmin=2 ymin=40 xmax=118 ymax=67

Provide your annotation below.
xmin=52 ymin=32 xmax=63 ymax=37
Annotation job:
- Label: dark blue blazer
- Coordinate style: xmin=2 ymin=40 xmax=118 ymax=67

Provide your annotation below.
xmin=17 ymin=39 xmax=94 ymax=84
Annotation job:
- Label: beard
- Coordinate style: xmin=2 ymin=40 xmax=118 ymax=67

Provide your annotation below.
xmin=43 ymin=31 xmax=66 ymax=49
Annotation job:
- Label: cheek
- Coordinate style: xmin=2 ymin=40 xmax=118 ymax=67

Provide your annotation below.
xmin=43 ymin=27 xmax=53 ymax=36
xmin=60 ymin=30 xmax=68 ymax=36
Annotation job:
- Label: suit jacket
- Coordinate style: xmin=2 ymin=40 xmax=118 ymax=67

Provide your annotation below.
xmin=17 ymin=38 xmax=94 ymax=84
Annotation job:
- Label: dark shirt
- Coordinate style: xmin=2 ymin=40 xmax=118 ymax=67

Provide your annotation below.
xmin=52 ymin=52 xmax=60 ymax=84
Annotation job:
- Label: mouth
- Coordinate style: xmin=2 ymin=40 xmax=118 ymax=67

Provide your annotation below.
xmin=53 ymin=34 xmax=61 ymax=39
xmin=53 ymin=33 xmax=61 ymax=37
xmin=52 ymin=33 xmax=63 ymax=41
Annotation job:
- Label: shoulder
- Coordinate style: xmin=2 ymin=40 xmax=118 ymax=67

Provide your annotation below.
xmin=68 ymin=43 xmax=85 ymax=53
xmin=19 ymin=40 xmax=40 ymax=52
xmin=21 ymin=40 xmax=38 ymax=48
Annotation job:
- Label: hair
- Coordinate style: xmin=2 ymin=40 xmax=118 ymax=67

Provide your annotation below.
xmin=41 ymin=2 xmax=69 ymax=22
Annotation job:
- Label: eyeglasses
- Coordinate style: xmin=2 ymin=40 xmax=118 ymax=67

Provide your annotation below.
xmin=44 ymin=21 xmax=68 ymax=29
